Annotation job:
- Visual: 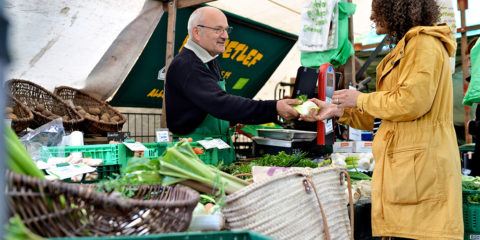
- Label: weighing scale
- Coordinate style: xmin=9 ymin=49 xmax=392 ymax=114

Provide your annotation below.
xmin=252 ymin=63 xmax=336 ymax=157
xmin=291 ymin=63 xmax=336 ymax=145
xmin=317 ymin=63 xmax=336 ymax=145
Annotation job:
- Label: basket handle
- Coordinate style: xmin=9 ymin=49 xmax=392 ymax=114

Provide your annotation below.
xmin=303 ymin=170 xmax=355 ymax=240
xmin=304 ymin=177 xmax=331 ymax=240
xmin=342 ymin=170 xmax=355 ymax=240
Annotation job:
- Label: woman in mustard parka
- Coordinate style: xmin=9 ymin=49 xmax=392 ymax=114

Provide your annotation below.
xmin=300 ymin=0 xmax=463 ymax=239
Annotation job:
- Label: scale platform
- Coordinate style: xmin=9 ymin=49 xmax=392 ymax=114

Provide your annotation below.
xmin=257 ymin=129 xmax=317 ymax=141
xmin=253 ymin=129 xmax=317 ymax=156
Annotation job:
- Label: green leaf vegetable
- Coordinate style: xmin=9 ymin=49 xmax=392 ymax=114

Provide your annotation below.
xmin=347 ymin=171 xmax=372 ymax=182
xmin=5 ymin=215 xmax=44 ymax=240
xmin=122 ymin=157 xmax=162 ymax=184
xmin=293 ymin=94 xmax=319 ymax=116
xmin=4 ymin=124 xmax=45 ymax=179
xmin=219 ymin=151 xmax=318 ymax=178
xmin=462 ymin=175 xmax=480 ymax=204
xmin=159 ymin=141 xmax=249 ymax=194
xmin=462 ymin=175 xmax=480 ymax=191
xmin=94 ymin=156 xmax=161 ymax=198
xmin=468 ymin=195 xmax=480 ymax=204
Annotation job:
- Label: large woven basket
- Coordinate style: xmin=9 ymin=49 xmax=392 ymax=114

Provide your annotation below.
xmin=5 ymin=171 xmax=200 ymax=238
xmin=222 ymin=167 xmax=354 ymax=240
xmin=6 ymin=95 xmax=34 ymax=132
xmin=54 ymin=86 xmax=126 ymax=134
xmin=6 ymin=79 xmax=84 ymax=131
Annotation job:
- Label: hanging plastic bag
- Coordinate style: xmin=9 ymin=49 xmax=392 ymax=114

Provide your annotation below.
xmin=298 ymin=0 xmax=340 ymax=52
xmin=19 ymin=118 xmax=65 ymax=162
xmin=301 ymin=2 xmax=356 ymax=68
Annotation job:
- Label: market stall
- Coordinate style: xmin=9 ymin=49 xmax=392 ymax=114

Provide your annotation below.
xmin=3 ymin=0 xmax=480 ymax=239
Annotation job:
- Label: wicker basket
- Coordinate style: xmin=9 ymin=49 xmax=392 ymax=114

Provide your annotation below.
xmin=54 ymin=86 xmax=126 ymax=134
xmin=5 ymin=171 xmax=200 ymax=238
xmin=6 ymin=95 xmax=34 ymax=132
xmin=6 ymin=79 xmax=84 ymax=131
xmin=222 ymin=167 xmax=354 ymax=240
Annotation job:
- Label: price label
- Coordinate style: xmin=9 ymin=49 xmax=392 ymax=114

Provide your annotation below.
xmin=197 ymin=138 xmax=230 ymax=149
xmin=107 ymin=132 xmax=130 ymax=142
xmin=123 ymin=142 xmax=148 ymax=151
xmin=155 ymin=128 xmax=170 ymax=142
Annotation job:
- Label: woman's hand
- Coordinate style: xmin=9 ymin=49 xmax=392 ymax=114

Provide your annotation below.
xmin=332 ymin=89 xmax=362 ymax=108
xmin=299 ymin=98 xmax=344 ymax=122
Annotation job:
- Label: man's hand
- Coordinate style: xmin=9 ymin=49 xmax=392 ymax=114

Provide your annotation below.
xmin=276 ymin=99 xmax=301 ymax=120
xmin=299 ymin=98 xmax=344 ymax=122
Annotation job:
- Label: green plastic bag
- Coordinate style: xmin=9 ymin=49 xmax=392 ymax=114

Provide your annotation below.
xmin=301 ymin=2 xmax=356 ymax=68
xmin=463 ymin=40 xmax=480 ymax=106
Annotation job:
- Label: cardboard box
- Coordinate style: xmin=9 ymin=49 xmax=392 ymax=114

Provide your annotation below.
xmin=333 ymin=141 xmax=354 ymax=153
xmin=354 ymin=141 xmax=373 ymax=153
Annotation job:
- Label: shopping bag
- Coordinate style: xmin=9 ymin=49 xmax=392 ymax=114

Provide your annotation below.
xmin=223 ymin=167 xmax=354 ymax=240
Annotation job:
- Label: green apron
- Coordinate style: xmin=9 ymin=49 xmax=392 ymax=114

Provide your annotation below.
xmin=173 ymin=79 xmax=236 ymax=165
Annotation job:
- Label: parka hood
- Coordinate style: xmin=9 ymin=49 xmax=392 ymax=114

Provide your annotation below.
xmin=405 ymin=25 xmax=457 ymax=57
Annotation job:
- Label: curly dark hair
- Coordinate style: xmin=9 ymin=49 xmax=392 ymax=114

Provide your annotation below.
xmin=371 ymin=0 xmax=440 ymax=44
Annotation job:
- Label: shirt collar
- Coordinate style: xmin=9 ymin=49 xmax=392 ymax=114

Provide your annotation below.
xmin=184 ymin=38 xmax=218 ymax=63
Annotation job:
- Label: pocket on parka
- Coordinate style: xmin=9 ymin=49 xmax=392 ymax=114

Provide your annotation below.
xmin=384 ymin=147 xmax=426 ymax=204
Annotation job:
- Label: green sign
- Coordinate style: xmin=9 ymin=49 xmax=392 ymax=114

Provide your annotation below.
xmin=109 ymin=8 xmax=297 ymax=108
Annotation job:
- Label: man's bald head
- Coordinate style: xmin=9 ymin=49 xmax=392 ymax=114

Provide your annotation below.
xmin=187 ymin=6 xmax=229 ymax=56
xmin=187 ymin=7 xmax=225 ymax=36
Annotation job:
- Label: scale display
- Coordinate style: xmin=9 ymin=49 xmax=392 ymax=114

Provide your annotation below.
xmin=317 ymin=63 xmax=335 ymax=145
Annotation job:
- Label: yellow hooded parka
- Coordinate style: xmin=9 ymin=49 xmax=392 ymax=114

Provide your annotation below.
xmin=339 ymin=25 xmax=463 ymax=239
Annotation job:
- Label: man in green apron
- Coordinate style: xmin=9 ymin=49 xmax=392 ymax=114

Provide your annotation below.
xmin=165 ymin=6 xmax=300 ymax=164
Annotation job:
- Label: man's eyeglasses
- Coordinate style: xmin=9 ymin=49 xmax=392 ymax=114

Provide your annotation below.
xmin=197 ymin=25 xmax=233 ymax=34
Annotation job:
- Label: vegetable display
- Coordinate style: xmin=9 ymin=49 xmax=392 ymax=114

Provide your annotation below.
xmin=331 ymin=152 xmax=374 ymax=171
xmin=220 ymin=151 xmax=317 ymax=178
xmin=94 ymin=156 xmax=162 ymax=198
xmin=462 ymin=175 xmax=480 ymax=204
xmin=462 ymin=175 xmax=480 ymax=191
xmin=159 ymin=141 xmax=248 ymax=194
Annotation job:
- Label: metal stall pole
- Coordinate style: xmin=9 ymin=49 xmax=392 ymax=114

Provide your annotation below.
xmin=0 ymin=0 xmax=8 ymax=235
xmin=458 ymin=0 xmax=472 ymax=143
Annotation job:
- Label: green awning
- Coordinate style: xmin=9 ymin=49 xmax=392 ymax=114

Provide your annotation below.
xmin=109 ymin=7 xmax=297 ymax=108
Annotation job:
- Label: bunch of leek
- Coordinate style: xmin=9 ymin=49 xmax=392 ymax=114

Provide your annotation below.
xmin=159 ymin=141 xmax=248 ymax=194
xmin=5 ymin=124 xmax=45 ymax=179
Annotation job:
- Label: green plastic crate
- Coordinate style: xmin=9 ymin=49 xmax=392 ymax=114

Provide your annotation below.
xmin=157 ymin=142 xmax=173 ymax=157
xmin=40 ymin=143 xmax=163 ymax=170
xmin=126 ymin=142 xmax=160 ymax=159
xmin=464 ymin=189 xmax=480 ymax=233
xmin=189 ymin=142 xmax=219 ymax=165
xmin=159 ymin=141 xmax=219 ymax=165
xmin=49 ymin=231 xmax=275 ymax=240
xmin=40 ymin=144 xmax=128 ymax=168
xmin=40 ymin=143 xmax=163 ymax=183
xmin=61 ymin=164 xmax=121 ymax=183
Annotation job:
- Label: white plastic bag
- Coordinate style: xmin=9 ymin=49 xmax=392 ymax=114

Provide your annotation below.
xmin=298 ymin=0 xmax=339 ymax=52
